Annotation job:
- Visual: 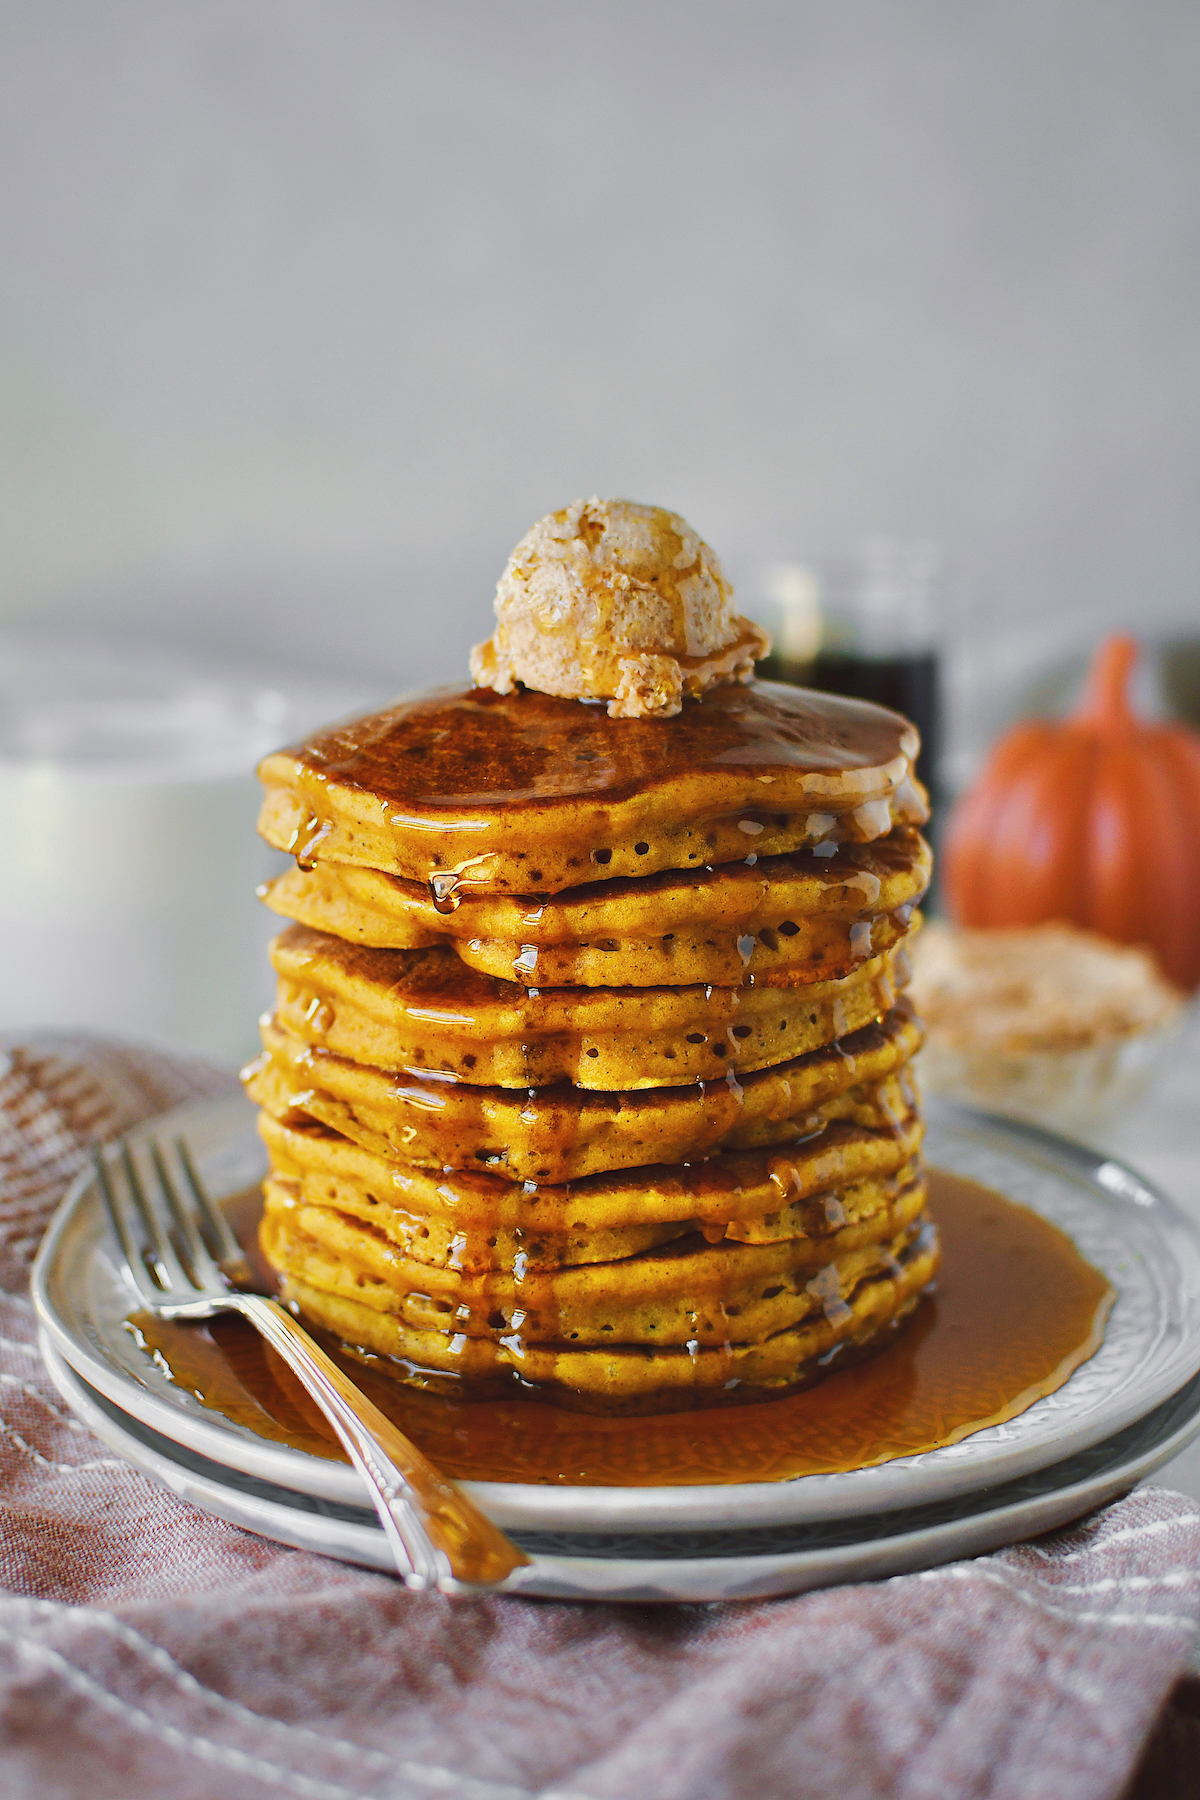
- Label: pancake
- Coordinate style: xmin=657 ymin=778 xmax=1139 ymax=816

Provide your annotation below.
xmin=261 ymin=1163 xmax=692 ymax=1271
xmin=259 ymin=1115 xmax=920 ymax=1268
xmin=264 ymin=1221 xmax=941 ymax=1411
xmin=260 ymin=829 xmax=931 ymax=989
xmin=269 ymin=923 xmax=913 ymax=1089
xmin=257 ymin=1100 xmax=922 ymax=1234
xmin=261 ymin=1174 xmax=927 ymax=1347
xmin=246 ymin=1001 xmax=923 ymax=1183
xmin=257 ymin=681 xmax=928 ymax=896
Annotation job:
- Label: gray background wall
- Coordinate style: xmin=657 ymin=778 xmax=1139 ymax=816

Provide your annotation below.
xmin=2 ymin=0 xmax=1198 ymax=761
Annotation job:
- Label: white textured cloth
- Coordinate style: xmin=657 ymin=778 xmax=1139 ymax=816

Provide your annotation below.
xmin=2 ymin=1033 xmax=1199 ymax=1800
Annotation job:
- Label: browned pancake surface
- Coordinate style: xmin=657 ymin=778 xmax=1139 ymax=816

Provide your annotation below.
xmin=246 ymin=1000 xmax=922 ymax=1182
xmin=269 ymin=923 xmax=912 ymax=1088
xmin=267 ymin=1225 xmax=940 ymax=1409
xmin=258 ymin=682 xmax=927 ymax=893
xmin=256 ymin=1100 xmax=923 ymax=1232
xmin=261 ymin=829 xmax=930 ymax=988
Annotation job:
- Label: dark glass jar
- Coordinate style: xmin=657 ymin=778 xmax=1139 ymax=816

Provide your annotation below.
xmin=752 ymin=540 xmax=944 ymax=816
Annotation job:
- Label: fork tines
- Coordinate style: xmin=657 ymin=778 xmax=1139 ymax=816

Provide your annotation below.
xmin=94 ymin=1135 xmax=246 ymax=1306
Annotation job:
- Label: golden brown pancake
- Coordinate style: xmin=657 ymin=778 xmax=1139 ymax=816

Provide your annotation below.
xmin=260 ymin=829 xmax=930 ymax=989
xmin=246 ymin=1001 xmax=923 ymax=1183
xmin=261 ymin=1162 xmax=690 ymax=1270
xmin=257 ymin=1101 xmax=922 ymax=1233
xmin=262 ymin=1175 xmax=927 ymax=1346
xmin=264 ymin=1219 xmax=940 ymax=1410
xmin=257 ymin=682 xmax=927 ymax=896
xmin=259 ymin=1115 xmax=920 ymax=1269
xmin=269 ymin=923 xmax=913 ymax=1089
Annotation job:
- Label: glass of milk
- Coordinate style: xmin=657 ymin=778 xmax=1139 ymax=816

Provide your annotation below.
xmin=0 ymin=633 xmax=366 ymax=1065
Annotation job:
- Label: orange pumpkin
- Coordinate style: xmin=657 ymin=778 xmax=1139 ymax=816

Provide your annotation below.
xmin=944 ymin=635 xmax=1200 ymax=990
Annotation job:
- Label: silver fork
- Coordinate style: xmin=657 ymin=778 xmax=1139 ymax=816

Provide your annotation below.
xmin=95 ymin=1133 xmax=530 ymax=1594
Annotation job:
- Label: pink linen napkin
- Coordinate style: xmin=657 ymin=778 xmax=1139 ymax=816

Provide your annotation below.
xmin=2 ymin=1032 xmax=1199 ymax=1800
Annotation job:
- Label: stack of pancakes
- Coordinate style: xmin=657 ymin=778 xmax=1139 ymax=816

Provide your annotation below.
xmin=244 ymin=681 xmax=937 ymax=1413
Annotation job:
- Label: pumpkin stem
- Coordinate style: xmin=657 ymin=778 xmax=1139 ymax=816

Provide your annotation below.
xmin=1075 ymin=634 xmax=1139 ymax=727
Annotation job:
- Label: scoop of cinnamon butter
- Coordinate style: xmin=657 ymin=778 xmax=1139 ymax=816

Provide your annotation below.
xmin=470 ymin=497 xmax=771 ymax=718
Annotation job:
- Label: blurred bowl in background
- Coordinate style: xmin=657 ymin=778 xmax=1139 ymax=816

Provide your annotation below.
xmin=0 ymin=633 xmax=369 ymax=1064
xmin=909 ymin=920 xmax=1188 ymax=1139
xmin=918 ymin=1020 xmax=1184 ymax=1139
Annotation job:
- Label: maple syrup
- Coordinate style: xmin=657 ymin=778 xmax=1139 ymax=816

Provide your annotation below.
xmin=283 ymin=682 xmax=917 ymax=813
xmin=761 ymin=651 xmax=942 ymax=811
xmin=129 ymin=1169 xmax=1113 ymax=1487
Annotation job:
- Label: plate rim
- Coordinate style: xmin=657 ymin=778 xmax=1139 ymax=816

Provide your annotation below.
xmin=40 ymin=1334 xmax=1200 ymax=1603
xmin=31 ymin=1090 xmax=1200 ymax=1533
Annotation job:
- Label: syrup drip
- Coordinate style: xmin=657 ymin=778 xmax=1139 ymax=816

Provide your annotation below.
xmin=429 ymin=874 xmax=461 ymax=915
xmin=805 ymin=1262 xmax=852 ymax=1325
xmin=300 ymin=992 xmax=335 ymax=1035
xmin=849 ymin=920 xmax=873 ymax=959
xmin=288 ymin=812 xmax=332 ymax=872
xmin=129 ymin=1172 xmax=1114 ymax=1486
xmin=823 ymin=1194 xmax=848 ymax=1228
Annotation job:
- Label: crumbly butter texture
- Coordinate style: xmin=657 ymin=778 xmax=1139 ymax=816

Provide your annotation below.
xmin=470 ymin=496 xmax=771 ymax=718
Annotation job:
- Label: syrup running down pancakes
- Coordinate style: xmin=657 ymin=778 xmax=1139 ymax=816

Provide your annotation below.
xmin=244 ymin=499 xmax=937 ymax=1412
xmin=260 ymin=829 xmax=931 ymax=988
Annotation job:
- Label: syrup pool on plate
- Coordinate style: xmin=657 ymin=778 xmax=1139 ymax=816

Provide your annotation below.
xmin=128 ymin=1170 xmax=1113 ymax=1487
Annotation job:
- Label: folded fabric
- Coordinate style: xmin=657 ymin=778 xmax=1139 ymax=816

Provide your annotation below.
xmin=2 ymin=1032 xmax=1199 ymax=1800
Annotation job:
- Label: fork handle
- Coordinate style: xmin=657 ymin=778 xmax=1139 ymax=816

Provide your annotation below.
xmin=231 ymin=1294 xmax=529 ymax=1592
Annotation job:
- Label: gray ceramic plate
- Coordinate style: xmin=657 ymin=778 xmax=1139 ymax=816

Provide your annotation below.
xmin=32 ymin=1091 xmax=1200 ymax=1533
xmin=40 ymin=1338 xmax=1200 ymax=1601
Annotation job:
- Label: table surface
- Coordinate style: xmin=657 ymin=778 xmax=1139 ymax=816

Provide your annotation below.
xmin=1080 ymin=1002 xmax=1200 ymax=1678
xmin=1085 ymin=1004 xmax=1200 ymax=1504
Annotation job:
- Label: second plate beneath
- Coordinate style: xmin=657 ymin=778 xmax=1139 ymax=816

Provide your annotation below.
xmin=32 ymin=1093 xmax=1200 ymax=1534
xmin=41 ymin=1339 xmax=1200 ymax=1602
